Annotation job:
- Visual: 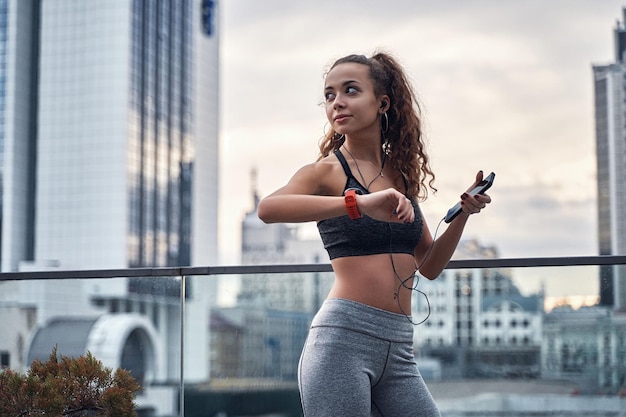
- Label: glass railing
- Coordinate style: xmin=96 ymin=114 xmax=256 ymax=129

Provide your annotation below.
xmin=1 ymin=256 xmax=626 ymax=416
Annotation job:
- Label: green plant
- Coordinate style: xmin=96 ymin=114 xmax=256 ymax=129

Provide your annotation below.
xmin=0 ymin=347 xmax=141 ymax=417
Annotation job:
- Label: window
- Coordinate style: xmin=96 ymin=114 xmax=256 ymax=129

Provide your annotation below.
xmin=201 ymin=0 xmax=216 ymax=36
xmin=0 ymin=351 xmax=9 ymax=368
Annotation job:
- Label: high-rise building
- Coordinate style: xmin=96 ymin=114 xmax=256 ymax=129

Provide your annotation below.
xmin=1 ymin=0 xmax=218 ymax=272
xmin=0 ymin=0 xmax=40 ymax=274
xmin=0 ymin=1 xmax=220 ymax=413
xmin=593 ymin=7 xmax=626 ymax=311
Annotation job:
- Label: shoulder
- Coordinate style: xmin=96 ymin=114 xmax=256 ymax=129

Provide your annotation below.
xmin=295 ymin=155 xmax=334 ymax=176
xmin=291 ymin=154 xmax=344 ymax=196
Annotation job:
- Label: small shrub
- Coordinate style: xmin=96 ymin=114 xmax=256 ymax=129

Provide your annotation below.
xmin=0 ymin=347 xmax=141 ymax=417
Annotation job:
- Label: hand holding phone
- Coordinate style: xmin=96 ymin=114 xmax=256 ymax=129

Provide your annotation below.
xmin=444 ymin=172 xmax=495 ymax=223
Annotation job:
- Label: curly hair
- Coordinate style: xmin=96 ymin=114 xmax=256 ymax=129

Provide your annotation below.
xmin=317 ymin=52 xmax=436 ymax=201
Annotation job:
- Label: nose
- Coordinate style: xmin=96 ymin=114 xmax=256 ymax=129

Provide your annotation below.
xmin=333 ymin=94 xmax=346 ymax=109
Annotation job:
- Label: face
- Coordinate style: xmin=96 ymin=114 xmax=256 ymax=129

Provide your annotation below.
xmin=324 ymin=63 xmax=386 ymax=137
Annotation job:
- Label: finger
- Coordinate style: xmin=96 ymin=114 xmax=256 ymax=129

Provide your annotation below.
xmin=394 ymin=199 xmax=405 ymax=220
xmin=401 ymin=198 xmax=413 ymax=223
xmin=466 ymin=170 xmax=484 ymax=193
xmin=461 ymin=199 xmax=482 ymax=214
xmin=401 ymin=197 xmax=415 ymax=223
xmin=478 ymin=193 xmax=492 ymax=204
xmin=473 ymin=194 xmax=491 ymax=207
xmin=393 ymin=197 xmax=410 ymax=222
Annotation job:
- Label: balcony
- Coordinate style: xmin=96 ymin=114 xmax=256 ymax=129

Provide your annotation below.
xmin=1 ymin=255 xmax=626 ymax=416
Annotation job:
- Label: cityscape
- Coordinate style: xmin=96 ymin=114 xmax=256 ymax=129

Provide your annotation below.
xmin=0 ymin=1 xmax=626 ymax=417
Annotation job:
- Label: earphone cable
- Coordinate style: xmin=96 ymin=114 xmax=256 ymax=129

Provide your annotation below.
xmin=389 ymin=216 xmax=446 ymax=325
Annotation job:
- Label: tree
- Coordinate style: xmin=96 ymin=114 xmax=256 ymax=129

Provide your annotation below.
xmin=0 ymin=347 xmax=141 ymax=417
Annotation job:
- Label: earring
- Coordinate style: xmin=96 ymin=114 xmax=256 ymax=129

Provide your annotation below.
xmin=323 ymin=122 xmax=331 ymax=136
xmin=381 ymin=112 xmax=389 ymax=134
xmin=324 ymin=122 xmax=344 ymax=142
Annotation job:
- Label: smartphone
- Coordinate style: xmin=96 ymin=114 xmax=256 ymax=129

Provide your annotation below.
xmin=444 ymin=172 xmax=495 ymax=223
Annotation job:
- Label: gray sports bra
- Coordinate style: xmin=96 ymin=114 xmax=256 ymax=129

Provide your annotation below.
xmin=316 ymin=149 xmax=423 ymax=260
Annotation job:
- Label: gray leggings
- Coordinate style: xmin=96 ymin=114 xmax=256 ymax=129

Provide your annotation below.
xmin=298 ymin=298 xmax=441 ymax=417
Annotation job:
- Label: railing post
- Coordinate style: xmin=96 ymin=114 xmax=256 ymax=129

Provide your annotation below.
xmin=180 ymin=274 xmax=186 ymax=416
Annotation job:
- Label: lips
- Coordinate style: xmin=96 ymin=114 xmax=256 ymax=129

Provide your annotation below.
xmin=334 ymin=114 xmax=351 ymax=122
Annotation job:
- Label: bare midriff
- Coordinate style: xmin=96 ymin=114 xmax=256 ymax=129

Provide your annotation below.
xmin=327 ymin=252 xmax=418 ymax=315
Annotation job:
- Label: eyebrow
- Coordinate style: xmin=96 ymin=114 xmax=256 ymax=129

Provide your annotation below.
xmin=324 ymin=79 xmax=360 ymax=91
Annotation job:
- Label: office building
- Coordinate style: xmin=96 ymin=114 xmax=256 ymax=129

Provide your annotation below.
xmin=0 ymin=0 xmax=220 ymax=414
xmin=0 ymin=0 xmax=219 ymax=271
xmin=593 ymin=8 xmax=626 ymax=311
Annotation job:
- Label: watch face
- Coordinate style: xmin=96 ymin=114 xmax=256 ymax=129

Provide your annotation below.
xmin=346 ymin=187 xmax=364 ymax=195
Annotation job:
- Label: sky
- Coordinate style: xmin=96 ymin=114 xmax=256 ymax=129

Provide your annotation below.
xmin=216 ymin=1 xmax=626 ymax=300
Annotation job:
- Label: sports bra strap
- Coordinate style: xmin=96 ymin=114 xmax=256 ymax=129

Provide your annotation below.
xmin=334 ymin=149 xmax=354 ymax=179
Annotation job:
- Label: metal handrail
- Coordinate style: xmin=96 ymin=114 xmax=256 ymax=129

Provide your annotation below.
xmin=5 ymin=254 xmax=625 ymax=415
xmin=2 ymin=255 xmax=626 ymax=281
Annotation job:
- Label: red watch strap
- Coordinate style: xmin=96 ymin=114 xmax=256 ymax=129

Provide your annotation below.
xmin=344 ymin=189 xmax=361 ymax=220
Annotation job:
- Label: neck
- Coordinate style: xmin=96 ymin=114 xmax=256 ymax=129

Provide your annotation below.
xmin=343 ymin=140 xmax=384 ymax=166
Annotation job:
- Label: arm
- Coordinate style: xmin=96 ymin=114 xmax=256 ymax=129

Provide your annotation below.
xmin=258 ymin=162 xmax=416 ymax=224
xmin=416 ymin=171 xmax=491 ymax=279
xmin=257 ymin=163 xmax=347 ymax=223
xmin=259 ymin=193 xmax=347 ymax=223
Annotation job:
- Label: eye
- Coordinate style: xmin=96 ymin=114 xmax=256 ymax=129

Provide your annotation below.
xmin=324 ymin=91 xmax=336 ymax=102
xmin=346 ymin=86 xmax=359 ymax=94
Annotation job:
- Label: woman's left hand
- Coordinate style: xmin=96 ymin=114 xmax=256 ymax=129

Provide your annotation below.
xmin=460 ymin=171 xmax=492 ymax=216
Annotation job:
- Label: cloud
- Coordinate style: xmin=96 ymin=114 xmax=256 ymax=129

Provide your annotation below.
xmin=218 ymin=0 xmax=624 ymax=265
xmin=446 ymin=181 xmax=597 ymax=257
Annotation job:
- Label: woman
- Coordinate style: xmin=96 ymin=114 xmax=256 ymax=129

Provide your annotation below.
xmin=257 ymin=52 xmax=491 ymax=417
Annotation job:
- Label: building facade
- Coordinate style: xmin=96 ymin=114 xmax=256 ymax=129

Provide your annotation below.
xmin=210 ymin=306 xmax=309 ymax=381
xmin=543 ymin=306 xmax=626 ymax=394
xmin=0 ymin=0 xmax=219 ymax=270
xmin=0 ymin=1 xmax=220 ymax=415
xmin=414 ymin=240 xmax=544 ymax=379
xmin=208 ymin=172 xmax=332 ymax=382
xmin=593 ymin=8 xmax=626 ymax=311
xmin=238 ymin=169 xmax=332 ymax=313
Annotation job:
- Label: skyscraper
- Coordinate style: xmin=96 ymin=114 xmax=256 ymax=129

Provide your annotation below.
xmin=1 ymin=0 xmax=219 ymax=272
xmin=593 ymin=7 xmax=626 ymax=311
xmin=0 ymin=1 xmax=220 ymax=410
xmin=0 ymin=0 xmax=40 ymax=274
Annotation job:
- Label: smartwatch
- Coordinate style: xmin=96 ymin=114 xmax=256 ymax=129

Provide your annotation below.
xmin=344 ymin=189 xmax=362 ymax=220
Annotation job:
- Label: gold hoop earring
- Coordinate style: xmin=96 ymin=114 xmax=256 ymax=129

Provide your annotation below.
xmin=323 ymin=122 xmax=331 ymax=137
xmin=324 ymin=122 xmax=344 ymax=142
xmin=381 ymin=112 xmax=389 ymax=134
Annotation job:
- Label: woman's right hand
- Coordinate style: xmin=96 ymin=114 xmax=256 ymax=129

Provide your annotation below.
xmin=357 ymin=188 xmax=415 ymax=224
